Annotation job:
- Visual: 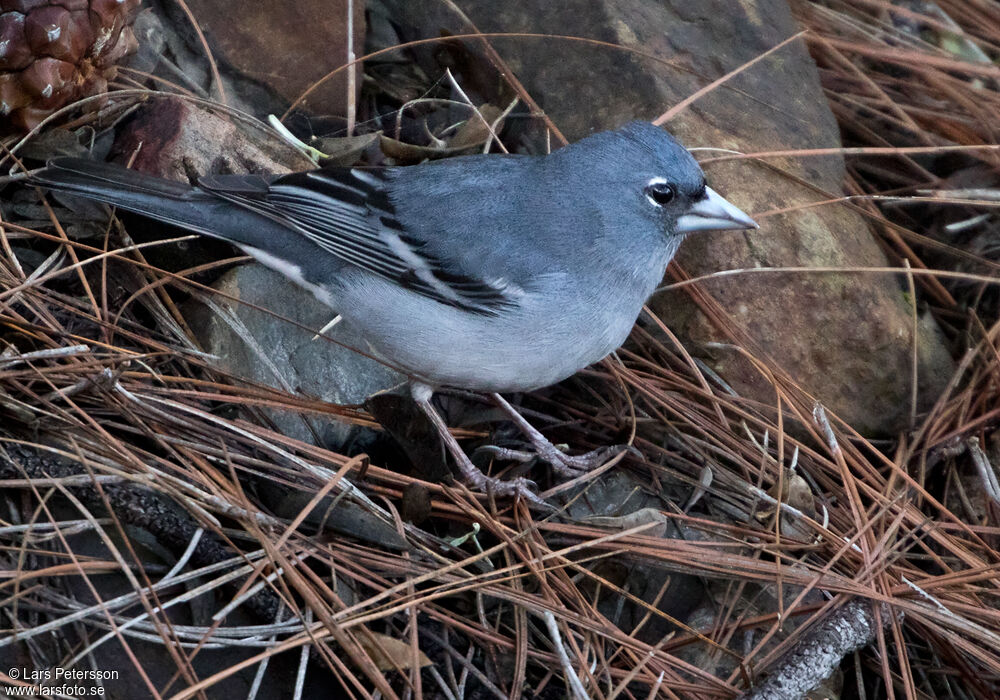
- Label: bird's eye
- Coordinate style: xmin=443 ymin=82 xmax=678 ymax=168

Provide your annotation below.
xmin=645 ymin=182 xmax=675 ymax=206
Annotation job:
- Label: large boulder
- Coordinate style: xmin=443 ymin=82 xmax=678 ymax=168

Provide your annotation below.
xmin=385 ymin=0 xmax=955 ymax=434
xmin=149 ymin=0 xmax=365 ymax=118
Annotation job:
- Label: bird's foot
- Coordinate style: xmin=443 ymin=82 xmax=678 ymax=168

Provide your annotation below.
xmin=478 ymin=443 xmax=637 ymax=478
xmin=454 ymin=459 xmax=549 ymax=509
xmin=410 ymin=382 xmax=551 ymax=509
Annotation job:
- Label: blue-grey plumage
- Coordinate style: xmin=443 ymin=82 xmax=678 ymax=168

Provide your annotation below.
xmin=31 ymin=121 xmax=757 ymax=502
xmin=31 ymin=121 xmax=755 ymax=394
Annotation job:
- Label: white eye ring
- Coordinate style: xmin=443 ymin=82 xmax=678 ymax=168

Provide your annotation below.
xmin=644 ymin=177 xmax=675 ymax=207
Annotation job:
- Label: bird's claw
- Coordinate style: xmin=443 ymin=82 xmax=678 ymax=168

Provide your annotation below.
xmin=477 ymin=443 xmax=640 ymax=478
xmin=474 ymin=445 xmax=537 ymax=463
xmin=466 ymin=472 xmax=550 ymax=509
xmin=452 ymin=459 xmax=547 ymax=509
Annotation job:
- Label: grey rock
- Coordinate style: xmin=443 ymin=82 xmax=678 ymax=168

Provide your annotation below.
xmin=104 ymin=98 xmax=401 ymax=451
xmin=187 ymin=263 xmax=403 ymax=449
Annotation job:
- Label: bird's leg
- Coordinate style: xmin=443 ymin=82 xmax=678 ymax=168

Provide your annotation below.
xmin=487 ymin=393 xmax=633 ymax=478
xmin=410 ymin=382 xmax=546 ymax=506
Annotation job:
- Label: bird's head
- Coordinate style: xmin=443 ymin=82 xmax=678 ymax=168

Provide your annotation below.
xmin=569 ymin=121 xmax=758 ymax=239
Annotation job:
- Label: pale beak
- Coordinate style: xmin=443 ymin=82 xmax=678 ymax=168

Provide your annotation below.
xmin=675 ymin=187 xmax=758 ymax=233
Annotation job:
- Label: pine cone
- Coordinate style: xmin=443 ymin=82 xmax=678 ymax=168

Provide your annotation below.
xmin=0 ymin=0 xmax=141 ymax=134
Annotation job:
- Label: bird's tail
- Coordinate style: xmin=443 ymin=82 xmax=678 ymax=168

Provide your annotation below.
xmin=30 ymin=158 xmax=241 ymax=238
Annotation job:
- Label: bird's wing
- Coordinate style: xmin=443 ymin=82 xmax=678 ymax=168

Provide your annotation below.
xmin=197 ymin=167 xmax=517 ymax=315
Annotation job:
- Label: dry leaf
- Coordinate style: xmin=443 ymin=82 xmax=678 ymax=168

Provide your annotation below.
xmin=359 ymin=632 xmax=432 ymax=671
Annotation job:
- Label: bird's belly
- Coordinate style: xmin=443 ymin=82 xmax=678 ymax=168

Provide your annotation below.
xmin=370 ymin=327 xmax=618 ymax=392
xmin=339 ymin=276 xmax=639 ymax=392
